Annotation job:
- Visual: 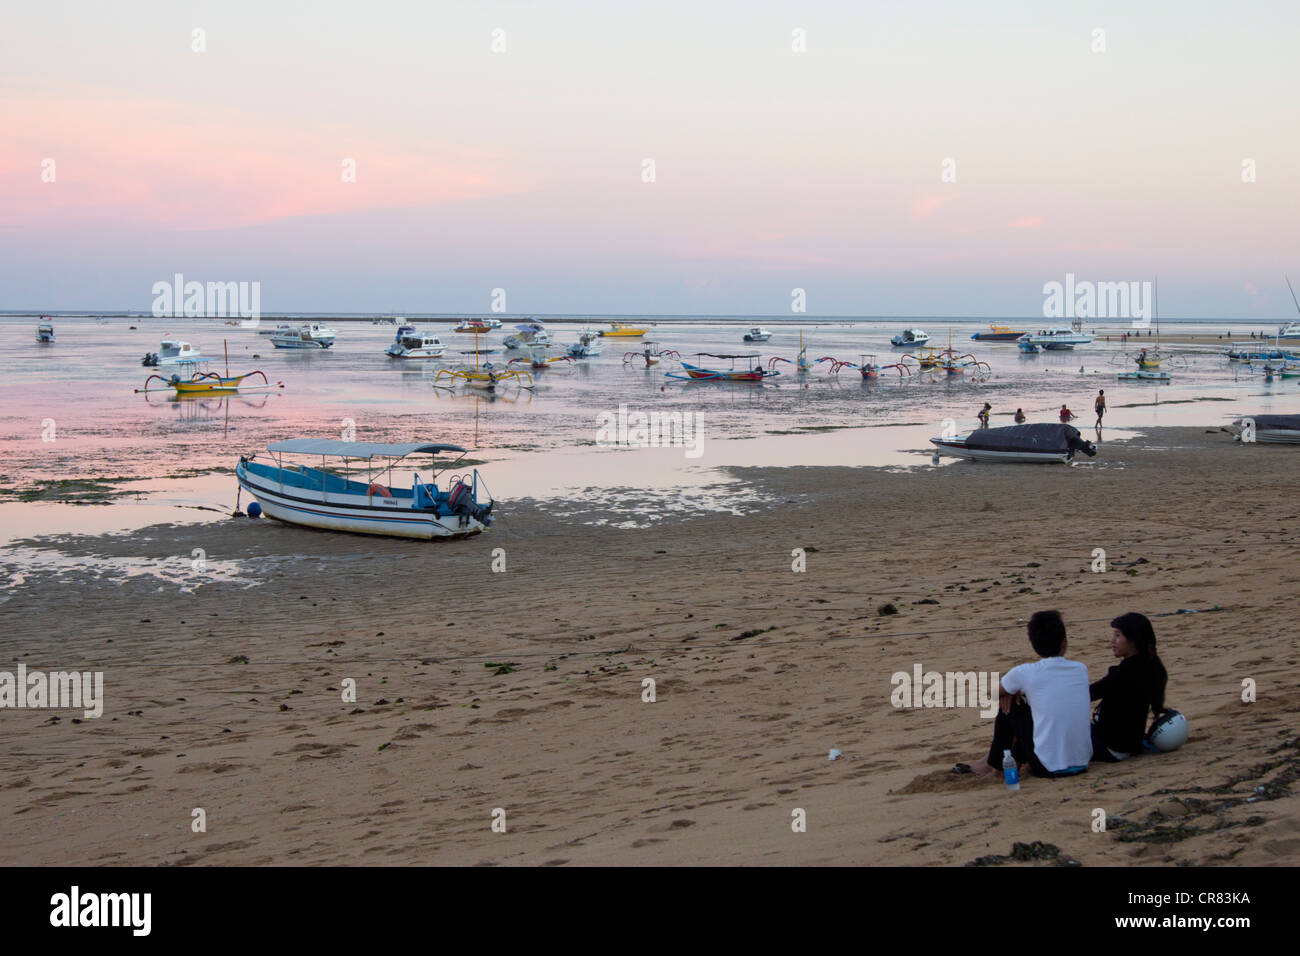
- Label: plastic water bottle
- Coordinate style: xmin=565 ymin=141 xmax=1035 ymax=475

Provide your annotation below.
xmin=1002 ymin=749 xmax=1020 ymax=790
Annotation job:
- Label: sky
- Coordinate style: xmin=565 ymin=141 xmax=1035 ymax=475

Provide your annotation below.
xmin=2 ymin=0 xmax=1298 ymax=317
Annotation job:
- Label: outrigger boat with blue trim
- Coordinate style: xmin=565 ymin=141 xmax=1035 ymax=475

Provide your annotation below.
xmin=624 ymin=342 xmax=681 ymax=367
xmin=666 ymin=353 xmax=780 ymax=382
xmin=236 ymin=439 xmax=493 ymax=539
xmin=136 ymin=340 xmax=284 ymax=395
xmin=767 ymin=330 xmax=813 ymax=374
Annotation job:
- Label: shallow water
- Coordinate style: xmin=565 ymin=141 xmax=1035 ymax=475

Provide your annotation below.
xmin=1 ymin=315 xmax=1295 ymax=541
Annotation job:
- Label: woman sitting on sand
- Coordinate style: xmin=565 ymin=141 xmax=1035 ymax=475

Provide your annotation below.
xmin=1089 ymin=612 xmax=1168 ymax=762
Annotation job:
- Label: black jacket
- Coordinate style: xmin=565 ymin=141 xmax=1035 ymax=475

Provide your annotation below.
xmin=1090 ymin=656 xmax=1153 ymax=755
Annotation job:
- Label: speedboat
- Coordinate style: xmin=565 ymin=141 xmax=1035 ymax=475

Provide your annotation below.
xmin=386 ymin=326 xmax=446 ymax=358
xmin=1227 ymin=414 xmax=1300 ymax=444
xmin=236 ymin=439 xmax=493 ymax=539
xmin=503 ymin=322 xmax=551 ymax=349
xmin=1018 ymin=328 xmax=1093 ymax=349
xmin=142 ymin=338 xmax=202 ymax=366
xmin=930 ymin=423 xmax=1097 ymax=463
xmin=891 ymin=328 xmax=930 ymax=347
xmin=566 ymin=331 xmax=604 ymax=357
xmin=35 ymin=319 xmax=55 ymax=343
xmin=1277 ymin=322 xmax=1300 ymax=342
xmin=598 ymin=322 xmax=647 ymax=337
xmin=743 ymin=327 xmax=772 ymax=342
xmin=971 ymin=324 xmax=1027 ymax=341
xmin=271 ymin=322 xmax=337 ymax=349
xmin=258 ymin=322 xmax=294 ymax=336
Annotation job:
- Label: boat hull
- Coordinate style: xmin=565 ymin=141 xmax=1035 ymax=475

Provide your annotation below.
xmin=272 ymin=338 xmax=332 ymax=349
xmin=971 ymin=330 xmax=1026 ymax=341
xmin=930 ymin=439 xmax=1071 ymax=463
xmin=1118 ymin=370 xmax=1171 ymax=382
xmin=236 ymin=464 xmax=485 ymax=540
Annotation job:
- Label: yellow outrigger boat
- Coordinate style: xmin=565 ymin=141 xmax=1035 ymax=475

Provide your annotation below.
xmin=598 ymin=322 xmax=648 ymax=337
xmin=135 ymin=342 xmax=283 ymax=396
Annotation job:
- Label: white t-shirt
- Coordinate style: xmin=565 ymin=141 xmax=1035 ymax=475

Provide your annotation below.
xmin=1001 ymin=657 xmax=1093 ymax=772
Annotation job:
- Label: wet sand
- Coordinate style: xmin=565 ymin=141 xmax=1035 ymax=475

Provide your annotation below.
xmin=1 ymin=426 xmax=1297 ymax=866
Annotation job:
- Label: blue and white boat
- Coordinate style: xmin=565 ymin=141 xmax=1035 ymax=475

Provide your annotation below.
xmin=503 ymin=322 xmax=550 ymax=350
xmin=236 ymin=439 xmax=493 ymax=539
xmin=271 ymin=322 xmax=337 ymax=349
xmin=35 ymin=319 xmax=55 ymax=343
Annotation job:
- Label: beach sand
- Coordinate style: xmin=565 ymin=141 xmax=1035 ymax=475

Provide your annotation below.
xmin=1 ymin=426 xmax=1297 ymax=866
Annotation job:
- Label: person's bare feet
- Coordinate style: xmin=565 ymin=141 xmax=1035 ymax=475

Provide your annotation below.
xmin=967 ymin=758 xmax=1000 ymax=777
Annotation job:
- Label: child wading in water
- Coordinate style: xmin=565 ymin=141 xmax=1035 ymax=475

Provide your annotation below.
xmin=1094 ymin=390 xmax=1106 ymax=428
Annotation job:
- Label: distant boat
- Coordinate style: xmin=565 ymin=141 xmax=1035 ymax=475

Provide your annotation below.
xmin=453 ymin=318 xmax=493 ymax=334
xmin=1018 ymin=328 xmax=1093 ymax=349
xmin=35 ymin=318 xmax=55 ymax=343
xmin=598 ymin=322 xmax=647 ymax=337
xmin=743 ymin=327 xmax=772 ymax=342
xmin=1227 ymin=414 xmax=1300 ymax=444
xmin=237 ymin=439 xmax=493 ymax=539
xmin=566 ymin=331 xmax=604 ymax=357
xmin=385 ymin=326 xmax=446 ymax=358
xmin=971 ymin=324 xmax=1027 ymax=341
xmin=1018 ymin=339 xmax=1040 ymax=354
xmin=272 ymin=323 xmax=336 ymax=349
xmin=931 ymin=423 xmax=1098 ymax=463
xmin=891 ymin=328 xmax=930 ymax=347
xmin=1278 ymin=322 xmax=1300 ymax=342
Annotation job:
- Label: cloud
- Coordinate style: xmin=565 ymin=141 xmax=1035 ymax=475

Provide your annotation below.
xmin=909 ymin=193 xmax=956 ymax=221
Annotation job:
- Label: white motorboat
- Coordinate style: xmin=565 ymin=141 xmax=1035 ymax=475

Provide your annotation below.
xmin=891 ymin=328 xmax=930 ymax=347
xmin=271 ymin=322 xmax=337 ymax=349
xmin=142 ymin=338 xmax=202 ymax=366
xmin=236 ymin=439 xmax=494 ymax=539
xmin=930 ymin=423 xmax=1098 ymax=463
xmin=1019 ymin=328 xmax=1094 ymax=349
xmin=1227 ymin=414 xmax=1300 ymax=444
xmin=385 ymin=325 xmax=446 ymax=358
xmin=566 ymin=331 xmax=604 ymax=357
xmin=35 ymin=319 xmax=55 ymax=343
xmin=1277 ymin=322 xmax=1300 ymax=342
xmin=503 ymin=322 xmax=551 ymax=350
xmin=743 ymin=327 xmax=772 ymax=342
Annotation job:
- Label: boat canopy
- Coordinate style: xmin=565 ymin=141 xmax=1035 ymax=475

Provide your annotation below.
xmin=961 ymin=423 xmax=1082 ymax=454
xmin=267 ymin=439 xmax=467 ymax=458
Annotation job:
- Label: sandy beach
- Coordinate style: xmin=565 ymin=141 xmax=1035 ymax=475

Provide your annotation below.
xmin=1 ymin=425 xmax=1296 ymax=866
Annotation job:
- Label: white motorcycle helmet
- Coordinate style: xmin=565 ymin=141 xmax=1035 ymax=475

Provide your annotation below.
xmin=1147 ymin=709 xmax=1189 ymax=752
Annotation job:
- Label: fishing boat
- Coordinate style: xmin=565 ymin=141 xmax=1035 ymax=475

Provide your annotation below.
xmin=137 ymin=340 xmax=283 ymax=395
xmin=598 ymin=322 xmax=647 ymax=337
xmin=1018 ymin=328 xmax=1093 ymax=349
xmin=1118 ymin=281 xmax=1172 ymax=381
xmin=503 ymin=322 xmax=551 ymax=350
xmin=767 ymin=331 xmax=813 ymax=374
xmin=385 ymin=326 xmax=447 ymax=358
xmin=236 ymin=439 xmax=493 ymax=539
xmin=566 ymin=331 xmax=604 ymax=357
xmin=931 ymin=423 xmax=1098 ymax=463
xmin=666 ymin=353 xmax=780 ymax=382
xmin=271 ymin=322 xmax=337 ymax=349
xmin=142 ymin=338 xmax=203 ymax=366
xmin=1226 ymin=343 xmax=1288 ymax=362
xmin=854 ymin=353 xmax=910 ymax=379
xmin=35 ymin=319 xmax=55 ymax=343
xmin=623 ymin=341 xmax=680 ymax=367
xmin=433 ymin=360 xmax=533 ymax=393
xmin=1226 ymin=414 xmax=1300 ymax=444
xmin=904 ymin=333 xmax=990 ymax=377
xmin=511 ymin=345 xmax=573 ymax=370
xmin=891 ymin=328 xmax=930 ymax=347
xmin=453 ymin=318 xmax=493 ymax=334
xmin=971 ymin=324 xmax=1027 ymax=341
xmin=1018 ymin=339 xmax=1040 ymax=354
xmin=743 ymin=327 xmax=772 ymax=342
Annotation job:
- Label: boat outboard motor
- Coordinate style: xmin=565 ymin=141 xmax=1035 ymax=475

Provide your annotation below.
xmin=1064 ymin=427 xmax=1097 ymax=460
xmin=447 ymin=481 xmax=493 ymax=526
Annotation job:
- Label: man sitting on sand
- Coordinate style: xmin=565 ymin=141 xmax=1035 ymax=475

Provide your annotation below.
xmin=956 ymin=610 xmax=1092 ymax=779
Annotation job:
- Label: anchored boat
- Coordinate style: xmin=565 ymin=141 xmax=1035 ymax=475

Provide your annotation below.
xmin=598 ymin=322 xmax=648 ymax=337
xmin=236 ymin=439 xmax=494 ymax=539
xmin=971 ymin=324 xmax=1027 ymax=341
xmin=272 ymin=323 xmax=337 ymax=349
xmin=891 ymin=328 xmax=930 ymax=347
xmin=931 ymin=423 xmax=1098 ymax=463
xmin=142 ymin=338 xmax=202 ymax=366
xmin=503 ymin=322 xmax=551 ymax=350
xmin=666 ymin=353 xmax=780 ymax=382
xmin=566 ymin=331 xmax=604 ymax=357
xmin=385 ymin=326 xmax=447 ymax=358
xmin=453 ymin=318 xmax=493 ymax=334
xmin=743 ymin=327 xmax=772 ymax=342
xmin=1227 ymin=415 xmax=1300 ymax=444
xmin=35 ymin=318 xmax=55 ymax=343
xmin=1018 ymin=328 xmax=1093 ymax=349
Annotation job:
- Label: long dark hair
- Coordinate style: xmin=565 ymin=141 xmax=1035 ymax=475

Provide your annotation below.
xmin=1111 ymin=612 xmax=1167 ymax=714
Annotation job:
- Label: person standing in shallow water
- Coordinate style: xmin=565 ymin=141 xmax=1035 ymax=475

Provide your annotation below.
xmin=1014 ymin=408 xmax=1026 ymax=423
xmin=977 ymin=402 xmax=991 ymax=428
xmin=1094 ymin=389 xmax=1106 ymax=430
